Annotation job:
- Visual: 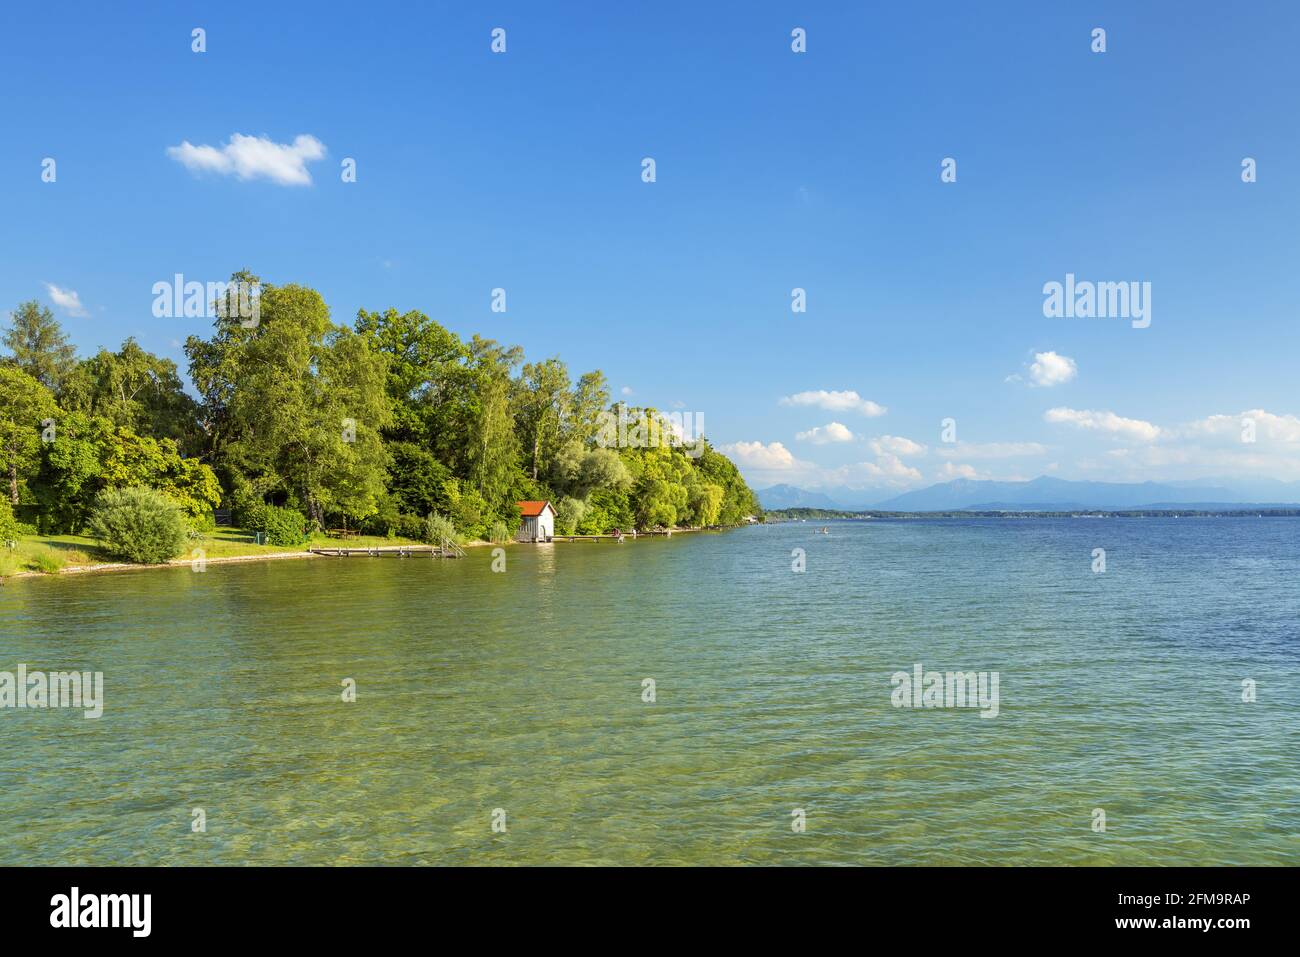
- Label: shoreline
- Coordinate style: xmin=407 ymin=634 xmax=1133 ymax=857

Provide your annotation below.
xmin=2 ymin=527 xmax=733 ymax=581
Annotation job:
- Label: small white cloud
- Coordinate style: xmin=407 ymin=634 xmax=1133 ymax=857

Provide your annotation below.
xmin=1028 ymin=351 xmax=1077 ymax=387
xmin=44 ymin=283 xmax=88 ymax=317
xmin=1180 ymin=409 xmax=1300 ymax=444
xmin=780 ymin=389 xmax=886 ymax=417
xmin=620 ymin=386 xmax=633 ymax=396
xmin=870 ymin=434 xmax=926 ymax=457
xmin=938 ymin=462 xmax=981 ymax=480
xmin=796 ymin=421 xmax=855 ymax=444
xmin=718 ymin=440 xmax=802 ymax=471
xmin=1044 ymin=407 xmax=1161 ymax=443
xmin=166 ymin=133 xmax=327 ymax=186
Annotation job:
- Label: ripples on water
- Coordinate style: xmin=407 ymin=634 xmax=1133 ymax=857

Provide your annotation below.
xmin=0 ymin=518 xmax=1296 ymax=865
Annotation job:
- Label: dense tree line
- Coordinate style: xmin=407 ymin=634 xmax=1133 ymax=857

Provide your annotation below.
xmin=1 ymin=274 xmax=758 ymax=544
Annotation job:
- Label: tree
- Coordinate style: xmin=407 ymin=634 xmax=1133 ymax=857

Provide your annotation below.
xmin=60 ymin=338 xmax=200 ymax=452
xmin=465 ymin=336 xmax=522 ymax=517
xmin=353 ymin=307 xmax=467 ymax=445
xmin=100 ymin=429 xmax=222 ymax=521
xmin=2 ymin=301 xmax=77 ymax=392
xmin=32 ymin=411 xmax=113 ymax=532
xmin=0 ymin=367 xmax=58 ymax=504
xmin=514 ymin=357 xmax=570 ymax=482
xmin=187 ymin=278 xmax=392 ymax=527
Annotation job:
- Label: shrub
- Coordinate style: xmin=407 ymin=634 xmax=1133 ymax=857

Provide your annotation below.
xmin=0 ymin=553 xmax=20 ymax=578
xmin=87 ymin=487 xmax=187 ymax=564
xmin=391 ymin=513 xmax=426 ymax=541
xmin=424 ymin=512 xmax=457 ymax=546
xmin=488 ymin=521 xmax=511 ymax=544
xmin=255 ymin=505 xmax=309 ymax=547
xmin=29 ymin=546 xmax=66 ymax=574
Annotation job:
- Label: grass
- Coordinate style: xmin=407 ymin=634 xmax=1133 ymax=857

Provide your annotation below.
xmin=0 ymin=539 xmax=79 ymax=576
xmin=0 ymin=526 xmax=426 ymax=577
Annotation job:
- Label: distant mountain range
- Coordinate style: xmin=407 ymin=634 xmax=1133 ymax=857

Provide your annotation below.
xmin=753 ymin=484 xmax=844 ymax=510
xmin=757 ymin=476 xmax=1300 ymax=512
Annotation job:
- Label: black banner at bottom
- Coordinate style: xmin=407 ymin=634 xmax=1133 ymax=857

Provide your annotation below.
xmin=0 ymin=866 xmax=1280 ymax=943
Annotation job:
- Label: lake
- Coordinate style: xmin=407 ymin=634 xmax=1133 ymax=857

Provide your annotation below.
xmin=1 ymin=518 xmax=1296 ymax=865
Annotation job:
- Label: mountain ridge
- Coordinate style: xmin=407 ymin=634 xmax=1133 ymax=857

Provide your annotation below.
xmin=757 ymin=476 xmax=1300 ymax=512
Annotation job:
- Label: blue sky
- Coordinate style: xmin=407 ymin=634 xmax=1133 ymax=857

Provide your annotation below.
xmin=4 ymin=1 xmax=1299 ymax=496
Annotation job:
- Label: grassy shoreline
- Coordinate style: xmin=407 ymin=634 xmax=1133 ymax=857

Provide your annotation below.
xmin=0 ymin=527 xmax=433 ymax=580
xmin=1 ymin=524 xmax=733 ymax=580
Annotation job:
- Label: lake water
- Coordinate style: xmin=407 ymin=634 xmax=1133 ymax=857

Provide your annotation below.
xmin=1 ymin=518 xmax=1296 ymax=865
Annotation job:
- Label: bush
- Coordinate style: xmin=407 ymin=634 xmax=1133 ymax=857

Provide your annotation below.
xmin=424 ymin=512 xmax=457 ymax=545
xmin=0 ymin=553 xmax=20 ymax=578
xmin=391 ymin=513 xmax=426 ymax=541
xmin=255 ymin=505 xmax=309 ymax=547
xmin=87 ymin=487 xmax=187 ymax=564
xmin=488 ymin=520 xmax=511 ymax=544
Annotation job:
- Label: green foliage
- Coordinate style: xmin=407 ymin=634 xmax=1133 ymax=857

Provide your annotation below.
xmin=60 ymin=338 xmax=201 ymax=453
xmin=442 ymin=477 xmax=490 ymax=540
xmin=29 ymin=546 xmax=66 ymax=574
xmin=32 ymin=410 xmax=111 ymax=532
xmin=185 ymin=277 xmax=392 ymax=528
xmin=555 ymin=496 xmax=586 ymax=535
xmin=87 ymin=486 xmax=187 ymax=564
xmin=7 ymin=282 xmax=761 ymax=545
xmin=2 ymin=301 xmax=77 ymax=391
xmin=0 ymin=366 xmax=59 ymax=506
xmin=0 ymin=498 xmax=20 ymax=544
xmin=245 ymin=503 xmax=309 ymax=546
xmin=33 ymin=414 xmax=220 ymax=533
xmin=423 ymin=512 xmax=457 ymax=545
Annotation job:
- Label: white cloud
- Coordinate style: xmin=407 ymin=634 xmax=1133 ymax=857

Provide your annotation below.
xmin=718 ymin=440 xmax=803 ymax=471
xmin=166 ymin=133 xmax=327 ymax=186
xmin=1180 ymin=409 xmax=1300 ymax=444
xmin=1044 ymin=407 xmax=1161 ymax=443
xmin=780 ymin=390 xmax=886 ymax=417
xmin=935 ymin=441 xmax=1049 ymax=459
xmin=44 ymin=283 xmax=88 ymax=317
xmin=1027 ymin=351 xmax=1077 ymax=387
xmin=796 ymin=421 xmax=855 ymax=444
xmin=620 ymin=386 xmax=633 ymax=396
xmin=869 ymin=434 xmax=926 ymax=457
xmin=822 ymin=455 xmax=923 ymax=486
xmin=938 ymin=462 xmax=981 ymax=480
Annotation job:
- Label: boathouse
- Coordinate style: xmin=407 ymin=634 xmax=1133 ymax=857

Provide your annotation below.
xmin=516 ymin=500 xmax=557 ymax=542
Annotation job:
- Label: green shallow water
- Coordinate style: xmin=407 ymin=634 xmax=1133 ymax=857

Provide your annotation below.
xmin=1 ymin=518 xmax=1297 ymax=865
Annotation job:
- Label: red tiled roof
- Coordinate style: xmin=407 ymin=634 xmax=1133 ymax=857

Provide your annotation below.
xmin=517 ymin=500 xmax=554 ymax=517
